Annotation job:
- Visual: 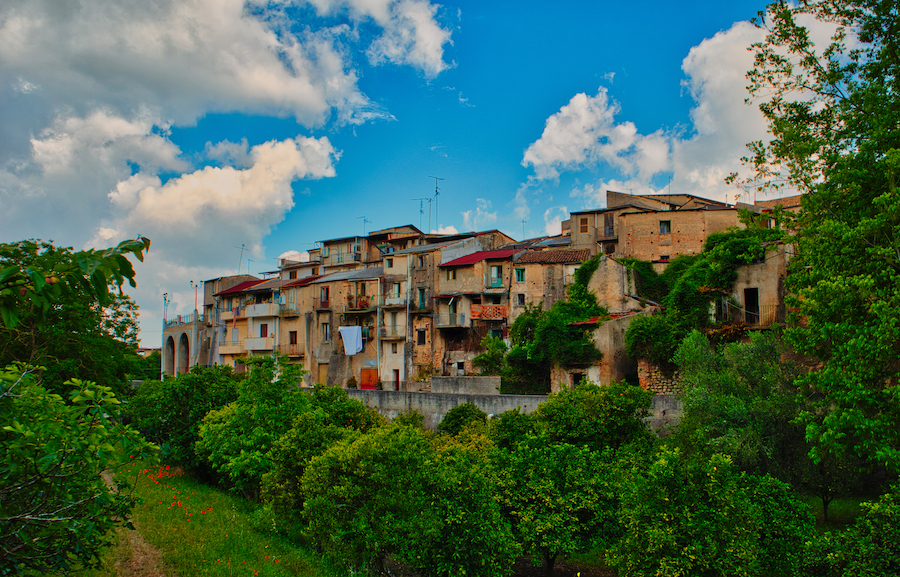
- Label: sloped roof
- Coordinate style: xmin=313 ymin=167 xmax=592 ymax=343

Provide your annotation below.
xmin=439 ymin=249 xmax=522 ymax=268
xmin=312 ymin=267 xmax=384 ymax=283
xmin=516 ymin=249 xmax=590 ymax=264
xmin=283 ymin=275 xmax=322 ymax=288
xmin=214 ymin=280 xmax=265 ymax=296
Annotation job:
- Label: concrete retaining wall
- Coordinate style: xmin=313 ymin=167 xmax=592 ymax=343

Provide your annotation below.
xmin=345 ymin=389 xmax=684 ymax=433
xmin=430 ymin=376 xmax=502 ymax=395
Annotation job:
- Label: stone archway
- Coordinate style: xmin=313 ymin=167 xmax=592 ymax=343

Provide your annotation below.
xmin=178 ymin=333 xmax=190 ymax=374
xmin=164 ymin=336 xmax=176 ymax=376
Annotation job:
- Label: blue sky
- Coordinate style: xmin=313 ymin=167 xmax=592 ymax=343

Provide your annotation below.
xmin=1 ymin=0 xmax=787 ymax=345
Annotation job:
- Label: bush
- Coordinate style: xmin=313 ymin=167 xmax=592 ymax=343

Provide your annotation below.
xmin=437 ymin=402 xmax=487 ymax=435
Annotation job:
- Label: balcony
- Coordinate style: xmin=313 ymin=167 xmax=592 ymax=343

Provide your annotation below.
xmin=470 ymin=304 xmax=507 ymax=320
xmin=344 ymin=295 xmax=374 ymax=312
xmin=314 ymin=298 xmax=331 ymax=310
xmin=380 ymin=294 xmax=408 ymax=308
xmin=277 ymin=344 xmax=304 ymax=357
xmin=746 ymin=304 xmax=780 ymax=326
xmin=244 ymin=336 xmax=275 ymax=351
xmin=280 ymin=306 xmax=300 ymax=317
xmin=488 ymin=277 xmax=504 ymax=288
xmin=437 ymin=313 xmax=467 ymax=328
xmin=244 ymin=303 xmax=279 ymax=318
xmin=380 ymin=326 xmax=406 ymax=339
xmin=218 ymin=338 xmax=245 ymax=355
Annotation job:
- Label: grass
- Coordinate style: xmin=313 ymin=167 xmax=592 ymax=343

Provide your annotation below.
xmin=72 ymin=460 xmax=335 ymax=577
xmin=801 ymin=494 xmax=867 ymax=532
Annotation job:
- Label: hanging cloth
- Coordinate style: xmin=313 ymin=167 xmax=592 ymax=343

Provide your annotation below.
xmin=338 ymin=326 xmax=363 ymax=355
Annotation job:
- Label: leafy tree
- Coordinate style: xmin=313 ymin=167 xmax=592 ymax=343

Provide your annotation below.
xmin=436 ymin=402 xmax=487 ymax=435
xmin=534 ymin=381 xmax=654 ymax=452
xmin=734 ymin=0 xmax=900 ymax=472
xmin=611 ymin=448 xmax=815 ymax=577
xmin=493 ymin=435 xmax=621 ymax=576
xmin=471 ymin=335 xmax=507 ymax=376
xmin=130 ymin=349 xmax=161 ymax=381
xmin=126 ymin=365 xmax=241 ymax=472
xmin=0 ymin=367 xmax=155 ymax=574
xmin=301 ymin=423 xmax=517 ymax=576
xmin=0 ymin=239 xmax=151 ymax=396
xmin=195 ymin=355 xmax=309 ymax=499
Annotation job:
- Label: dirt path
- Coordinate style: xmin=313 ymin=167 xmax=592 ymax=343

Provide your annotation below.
xmin=101 ymin=472 xmax=172 ymax=577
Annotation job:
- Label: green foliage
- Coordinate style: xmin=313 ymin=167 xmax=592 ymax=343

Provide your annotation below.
xmin=734 ymin=0 xmax=900 ymax=473
xmin=0 ymin=365 xmax=156 ymax=574
xmin=392 ymin=408 xmax=425 ymax=428
xmin=535 ymin=381 xmax=654 ymax=452
xmin=195 ymin=356 xmax=309 ymax=499
xmin=836 ymin=485 xmax=900 ymax=576
xmin=624 ymin=227 xmax=783 ymax=366
xmin=493 ymin=435 xmax=622 ymax=574
xmin=488 ymin=407 xmax=538 ymax=451
xmin=301 ymin=424 xmax=517 ymax=576
xmin=126 ymin=365 xmax=241 ymax=472
xmin=471 ymin=335 xmax=507 ymax=375
xmin=129 ymin=349 xmax=161 ymax=381
xmin=0 ymin=237 xmax=150 ymax=330
xmin=261 ymin=385 xmax=386 ymax=533
xmin=611 ymin=448 xmax=815 ymax=577
xmin=437 ymin=402 xmax=487 ymax=435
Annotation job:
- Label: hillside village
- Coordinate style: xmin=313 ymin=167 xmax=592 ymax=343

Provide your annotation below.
xmin=162 ymin=189 xmax=801 ymax=393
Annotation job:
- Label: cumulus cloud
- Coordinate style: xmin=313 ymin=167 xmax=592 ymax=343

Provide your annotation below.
xmin=461 ymin=198 xmax=498 ymax=231
xmin=522 ymin=87 xmax=671 ymax=182
xmin=432 ymin=225 xmax=458 ymax=235
xmin=543 ymin=206 xmax=568 ymax=236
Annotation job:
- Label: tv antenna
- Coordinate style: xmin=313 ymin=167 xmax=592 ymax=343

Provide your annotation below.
xmin=358 ymin=216 xmax=371 ymax=236
xmin=429 ymin=176 xmax=444 ymax=231
xmin=234 ymin=244 xmax=246 ymax=274
xmin=412 ymin=197 xmax=432 ymax=230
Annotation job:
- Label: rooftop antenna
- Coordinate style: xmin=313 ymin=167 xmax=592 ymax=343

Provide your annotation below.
xmin=247 ymin=259 xmax=255 ymax=275
xmin=412 ymin=197 xmax=431 ymax=230
xmin=234 ymin=244 xmax=246 ymax=274
xmin=358 ymin=216 xmax=371 ymax=236
xmin=429 ymin=176 xmax=444 ymax=231
xmin=667 ymin=176 xmax=673 ymax=194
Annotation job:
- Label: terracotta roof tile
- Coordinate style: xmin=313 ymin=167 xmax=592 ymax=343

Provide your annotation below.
xmin=515 ymin=249 xmax=591 ymax=264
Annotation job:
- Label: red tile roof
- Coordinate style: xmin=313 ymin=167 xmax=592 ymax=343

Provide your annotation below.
xmin=214 ymin=280 xmax=264 ymax=296
xmin=439 ymin=249 xmax=522 ymax=268
xmin=515 ymin=249 xmax=591 ymax=264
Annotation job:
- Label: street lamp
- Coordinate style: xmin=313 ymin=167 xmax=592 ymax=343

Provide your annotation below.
xmin=190 ymin=281 xmax=200 ymax=313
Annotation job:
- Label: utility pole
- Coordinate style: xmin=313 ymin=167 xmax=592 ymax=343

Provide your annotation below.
xmin=428 ymin=176 xmax=444 ymax=231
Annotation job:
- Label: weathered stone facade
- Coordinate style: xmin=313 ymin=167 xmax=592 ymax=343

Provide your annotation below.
xmin=637 ymin=358 xmax=681 ymax=394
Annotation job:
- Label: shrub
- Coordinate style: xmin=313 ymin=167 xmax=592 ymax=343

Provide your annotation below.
xmin=437 ymin=402 xmax=487 ymax=435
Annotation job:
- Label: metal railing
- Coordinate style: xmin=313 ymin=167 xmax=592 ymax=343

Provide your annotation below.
xmin=380 ymin=326 xmax=406 ymax=339
xmin=164 ymin=312 xmax=204 ymax=329
xmin=437 ymin=313 xmax=466 ymax=327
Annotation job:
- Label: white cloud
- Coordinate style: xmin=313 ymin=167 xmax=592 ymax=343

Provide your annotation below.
xmin=461 ymin=198 xmax=498 ymax=231
xmin=432 ymin=224 xmax=458 ymax=234
xmin=543 ymin=206 xmax=568 ymax=236
xmin=522 ymin=87 xmax=671 ymax=181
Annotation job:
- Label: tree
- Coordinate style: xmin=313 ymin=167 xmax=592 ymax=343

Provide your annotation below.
xmin=0 ymin=236 xmax=154 ymax=574
xmin=126 ymin=365 xmax=241 ymax=473
xmin=194 ymin=355 xmax=309 ymax=499
xmin=611 ymin=448 xmax=815 ymax=577
xmin=493 ymin=435 xmax=621 ymax=576
xmin=0 ymin=239 xmax=151 ymax=396
xmin=735 ymin=0 xmax=900 ymax=472
xmin=436 ymin=402 xmax=487 ymax=435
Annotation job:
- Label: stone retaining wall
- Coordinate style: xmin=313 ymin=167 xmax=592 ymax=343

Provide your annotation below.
xmin=638 ymin=358 xmax=681 ymax=394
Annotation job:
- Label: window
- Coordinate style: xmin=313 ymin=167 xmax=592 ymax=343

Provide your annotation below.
xmin=490 ymin=265 xmax=503 ymax=286
xmin=391 ymin=342 xmax=398 ymax=354
xmin=447 ymin=269 xmax=457 ymax=280
xmin=259 ymin=323 xmax=268 ymax=338
xmin=418 ymin=256 xmax=425 ymax=267
xmin=456 ymin=361 xmax=465 ymax=371
xmin=321 ymin=286 xmax=329 ymax=301
xmin=288 ymin=270 xmax=297 ymax=279
xmin=322 ymin=322 xmax=330 ymax=342
xmin=515 ymin=268 xmax=525 ymax=282
xmin=418 ymin=288 xmax=426 ymax=309
xmin=517 ymin=293 xmax=525 ymax=306
xmin=580 ymin=216 xmax=589 ymax=234
xmin=359 ymin=282 xmax=366 ymax=296
xmin=490 ymin=295 xmax=501 ymax=305
xmin=312 ymin=267 xmax=318 ymax=275
xmin=289 ymin=331 xmax=298 ymax=345
xmin=386 ymin=258 xmax=393 ymax=268
xmin=489 ymin=329 xmax=502 ymax=339
xmin=417 ymin=329 xmax=426 ymax=345
xmin=660 ymin=255 xmax=670 ymax=261
xmin=660 ymin=220 xmax=671 ymax=234
xmin=390 ymin=311 xmax=398 ymax=327
xmin=392 ymin=283 xmax=401 ymax=297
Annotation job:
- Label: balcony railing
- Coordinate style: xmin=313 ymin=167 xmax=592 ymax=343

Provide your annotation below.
xmin=218 ymin=338 xmax=245 ymax=355
xmin=244 ymin=336 xmax=275 ymax=351
xmin=488 ymin=277 xmax=504 ymax=288
xmin=379 ymin=294 xmax=407 ymax=307
xmin=314 ymin=298 xmax=330 ymax=310
xmin=344 ymin=296 xmax=373 ymax=311
xmin=470 ymin=304 xmax=507 ymax=320
xmin=244 ymin=303 xmax=279 ymax=318
xmin=164 ymin=312 xmax=204 ymax=329
xmin=277 ymin=344 xmax=304 ymax=357
xmin=437 ymin=313 xmax=467 ymax=328
xmin=380 ymin=326 xmax=406 ymax=339
xmin=746 ymin=304 xmax=779 ymax=326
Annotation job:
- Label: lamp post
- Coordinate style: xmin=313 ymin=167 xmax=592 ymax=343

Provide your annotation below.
xmin=190 ymin=280 xmax=199 ymax=313
xmin=163 ymin=292 xmax=169 ymax=321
